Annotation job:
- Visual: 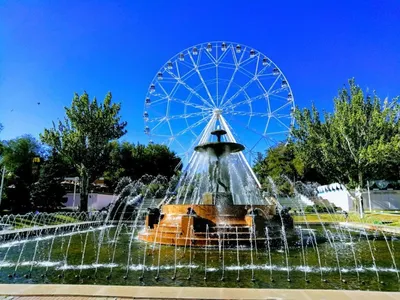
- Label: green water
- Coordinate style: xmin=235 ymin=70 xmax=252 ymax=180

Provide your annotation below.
xmin=0 ymin=224 xmax=399 ymax=291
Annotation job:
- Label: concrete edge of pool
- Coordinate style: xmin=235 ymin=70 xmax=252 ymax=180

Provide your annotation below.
xmin=0 ymin=285 xmax=399 ymax=299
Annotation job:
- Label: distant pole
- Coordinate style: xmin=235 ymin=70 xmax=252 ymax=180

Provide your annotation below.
xmin=367 ymin=181 xmax=372 ymax=212
xmin=355 ymin=187 xmax=364 ymax=219
xmin=72 ymin=177 xmax=78 ymax=208
xmin=0 ymin=166 xmax=5 ymax=207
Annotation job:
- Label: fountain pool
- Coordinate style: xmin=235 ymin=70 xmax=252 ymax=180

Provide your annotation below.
xmin=0 ymin=221 xmax=399 ymax=291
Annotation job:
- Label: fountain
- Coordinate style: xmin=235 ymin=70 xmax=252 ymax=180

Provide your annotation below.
xmin=0 ymin=173 xmax=399 ymax=290
xmin=0 ymin=41 xmax=399 ymax=292
xmin=138 ymin=125 xmax=293 ymax=247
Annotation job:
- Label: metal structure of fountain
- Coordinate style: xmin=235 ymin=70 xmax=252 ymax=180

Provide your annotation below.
xmin=138 ymin=114 xmax=293 ymax=247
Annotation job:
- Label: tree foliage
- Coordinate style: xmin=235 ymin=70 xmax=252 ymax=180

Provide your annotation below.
xmin=0 ymin=135 xmax=43 ymax=212
xmin=254 ymin=142 xmax=305 ymax=195
xmin=293 ymin=79 xmax=400 ymax=187
xmin=30 ymin=149 xmax=68 ymax=212
xmin=104 ymin=141 xmax=181 ymax=189
xmin=254 ymin=79 xmax=400 ymax=192
xmin=40 ymin=92 xmax=127 ymax=212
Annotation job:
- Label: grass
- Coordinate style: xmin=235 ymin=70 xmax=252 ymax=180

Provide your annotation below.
xmin=53 ymin=215 xmax=78 ymax=223
xmin=2 ymin=214 xmax=80 ymax=229
xmin=293 ymin=212 xmax=400 ymax=225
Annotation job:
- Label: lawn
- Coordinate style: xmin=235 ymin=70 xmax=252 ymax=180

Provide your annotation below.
xmin=293 ymin=212 xmax=400 ymax=226
xmin=2 ymin=214 xmax=81 ymax=229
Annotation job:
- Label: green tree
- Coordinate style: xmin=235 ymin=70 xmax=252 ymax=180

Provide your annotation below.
xmin=104 ymin=141 xmax=181 ymax=190
xmin=292 ymin=104 xmax=344 ymax=183
xmin=143 ymin=144 xmax=182 ymax=179
xmin=30 ymin=149 xmax=68 ymax=212
xmin=41 ymin=92 xmax=127 ymax=212
xmin=102 ymin=141 xmax=126 ymax=190
xmin=293 ymin=79 xmax=400 ymax=187
xmin=254 ymin=142 xmax=305 ymax=195
xmin=0 ymin=135 xmax=43 ymax=212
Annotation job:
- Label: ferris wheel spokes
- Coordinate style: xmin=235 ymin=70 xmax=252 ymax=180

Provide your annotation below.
xmin=143 ymin=41 xmax=295 ymax=165
xmin=219 ymin=64 xmax=270 ymax=109
xmin=162 ymin=67 xmax=213 ymax=109
xmin=187 ymin=51 xmax=217 ymax=108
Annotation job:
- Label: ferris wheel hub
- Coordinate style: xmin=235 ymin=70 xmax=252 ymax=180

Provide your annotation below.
xmin=213 ymin=108 xmax=223 ymax=116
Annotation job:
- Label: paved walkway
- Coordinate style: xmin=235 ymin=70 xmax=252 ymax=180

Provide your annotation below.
xmin=0 ymin=284 xmax=399 ymax=299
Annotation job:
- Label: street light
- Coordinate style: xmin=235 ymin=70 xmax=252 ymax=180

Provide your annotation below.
xmin=32 ymin=157 xmax=41 ymax=177
xmin=64 ymin=177 xmax=79 ymax=208
xmin=0 ymin=166 xmax=5 ymax=207
xmin=355 ymin=186 xmax=364 ymax=219
xmin=73 ymin=177 xmax=79 ymax=208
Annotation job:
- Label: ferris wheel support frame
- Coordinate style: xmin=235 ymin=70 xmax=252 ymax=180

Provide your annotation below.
xmin=218 ymin=114 xmax=262 ymax=189
xmin=178 ymin=110 xmax=262 ymax=190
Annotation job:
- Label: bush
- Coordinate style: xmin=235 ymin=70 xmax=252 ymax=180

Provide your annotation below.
xmin=304 ymin=204 xmax=337 ymax=214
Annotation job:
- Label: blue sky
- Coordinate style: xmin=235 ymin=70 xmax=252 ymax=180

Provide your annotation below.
xmin=1 ymin=0 xmax=399 ymax=149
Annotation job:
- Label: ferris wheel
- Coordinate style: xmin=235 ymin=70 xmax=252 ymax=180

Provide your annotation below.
xmin=143 ymin=41 xmax=295 ymax=163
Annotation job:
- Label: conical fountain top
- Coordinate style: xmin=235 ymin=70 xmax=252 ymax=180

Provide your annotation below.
xmin=194 ymin=126 xmax=244 ymax=158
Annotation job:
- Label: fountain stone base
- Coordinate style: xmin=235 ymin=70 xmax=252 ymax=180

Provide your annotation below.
xmin=138 ymin=196 xmax=278 ymax=247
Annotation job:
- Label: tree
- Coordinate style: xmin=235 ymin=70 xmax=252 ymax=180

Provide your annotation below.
xmin=41 ymin=92 xmax=127 ymax=212
xmin=104 ymin=141 xmax=138 ymax=188
xmin=143 ymin=144 xmax=182 ymax=179
xmin=253 ymin=142 xmax=305 ymax=195
xmin=0 ymin=135 xmax=43 ymax=212
xmin=291 ymin=104 xmax=344 ymax=184
xmin=30 ymin=149 xmax=68 ymax=211
xmin=104 ymin=141 xmax=181 ymax=190
xmin=293 ymin=79 xmax=400 ymax=187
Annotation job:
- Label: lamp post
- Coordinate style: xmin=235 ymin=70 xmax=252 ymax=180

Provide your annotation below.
xmin=32 ymin=157 xmax=41 ymax=184
xmin=0 ymin=166 xmax=5 ymax=207
xmin=355 ymin=187 xmax=364 ymax=219
xmin=73 ymin=177 xmax=79 ymax=208
xmin=367 ymin=181 xmax=372 ymax=212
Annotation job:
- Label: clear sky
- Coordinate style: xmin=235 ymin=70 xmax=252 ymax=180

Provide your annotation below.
xmin=1 ymin=0 xmax=399 ymax=148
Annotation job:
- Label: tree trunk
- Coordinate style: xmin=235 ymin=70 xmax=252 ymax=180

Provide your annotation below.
xmin=79 ymin=168 xmax=90 ymax=212
xmin=358 ymin=170 xmax=363 ymax=188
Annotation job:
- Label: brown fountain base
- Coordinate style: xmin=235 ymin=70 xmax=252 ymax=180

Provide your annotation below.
xmin=138 ymin=203 xmax=277 ymax=247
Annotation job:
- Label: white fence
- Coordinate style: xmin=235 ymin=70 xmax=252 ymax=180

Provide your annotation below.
xmin=361 ymin=189 xmax=400 ymax=210
xmin=64 ymin=193 xmax=115 ymax=211
xmin=64 ymin=189 xmax=400 ymax=212
xmin=317 ymin=183 xmax=400 ymax=211
xmin=317 ymin=190 xmax=353 ymax=211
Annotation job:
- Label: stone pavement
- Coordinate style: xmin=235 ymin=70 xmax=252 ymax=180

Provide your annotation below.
xmin=0 ymin=297 xmax=119 ymax=300
xmin=0 ymin=284 xmax=400 ymax=299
